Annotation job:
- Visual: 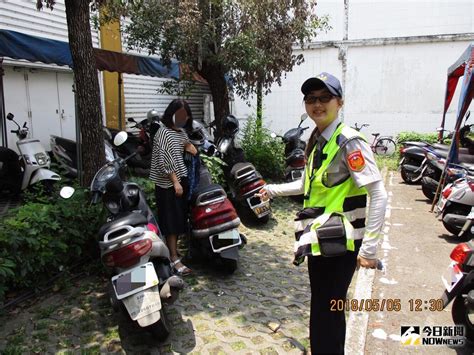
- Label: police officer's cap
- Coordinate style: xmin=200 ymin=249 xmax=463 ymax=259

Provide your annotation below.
xmin=301 ymin=72 xmax=343 ymax=97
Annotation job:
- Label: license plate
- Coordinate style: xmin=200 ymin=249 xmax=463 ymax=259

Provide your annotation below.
xmin=112 ymin=262 xmax=159 ymax=300
xmin=210 ymin=229 xmax=241 ymax=252
xmin=436 ymin=197 xmax=447 ymax=216
xmin=254 ymin=203 xmax=270 ymax=217
xmin=441 ymin=262 xmax=464 ymax=293
xmin=122 ymin=285 xmax=161 ymax=321
xmin=246 ymin=196 xmax=271 ymax=218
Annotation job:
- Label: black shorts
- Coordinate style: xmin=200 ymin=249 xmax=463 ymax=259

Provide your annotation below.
xmin=155 ymin=178 xmax=189 ymax=236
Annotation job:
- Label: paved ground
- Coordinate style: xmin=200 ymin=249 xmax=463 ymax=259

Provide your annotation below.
xmin=363 ymin=172 xmax=474 ymax=354
xmin=2 ymin=170 xmax=473 ymax=354
xmin=0 ymin=197 xmax=314 ymax=354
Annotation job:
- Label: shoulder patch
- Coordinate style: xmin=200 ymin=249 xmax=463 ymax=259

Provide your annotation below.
xmin=347 ymin=150 xmax=366 ymax=172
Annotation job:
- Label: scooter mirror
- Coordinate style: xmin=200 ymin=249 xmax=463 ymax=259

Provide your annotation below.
xmin=270 ymin=132 xmax=277 ymax=138
xmin=300 ymin=113 xmax=308 ymax=122
xmin=127 ymin=117 xmax=136 ymax=123
xmin=6 ymin=113 xmax=14 ymax=120
xmin=113 ymin=131 xmax=128 ymax=147
xmin=60 ymin=186 xmax=75 ymax=199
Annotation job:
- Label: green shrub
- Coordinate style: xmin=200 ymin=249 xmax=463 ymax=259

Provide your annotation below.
xmin=240 ymin=116 xmax=285 ymax=179
xmin=396 ymin=131 xmax=440 ymax=144
xmin=0 ymin=188 xmax=102 ymax=303
xmin=201 ymin=155 xmax=227 ymax=187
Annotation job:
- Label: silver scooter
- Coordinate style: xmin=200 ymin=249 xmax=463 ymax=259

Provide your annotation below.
xmin=0 ymin=113 xmax=60 ymax=194
xmin=436 ymin=166 xmax=474 ymax=237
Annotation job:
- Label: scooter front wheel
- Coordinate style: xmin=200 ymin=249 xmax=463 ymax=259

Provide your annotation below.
xmin=442 ymin=204 xmax=472 ymax=238
xmin=451 ymin=289 xmax=474 ymax=341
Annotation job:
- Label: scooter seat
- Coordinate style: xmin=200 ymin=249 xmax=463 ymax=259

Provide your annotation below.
xmin=52 ymin=136 xmax=77 ymax=154
xmin=98 ymin=212 xmax=148 ymax=240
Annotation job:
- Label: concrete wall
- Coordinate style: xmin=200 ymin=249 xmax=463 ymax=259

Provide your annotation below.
xmin=233 ymin=0 xmax=474 ymax=139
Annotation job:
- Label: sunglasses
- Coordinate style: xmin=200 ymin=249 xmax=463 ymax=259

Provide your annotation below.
xmin=304 ymin=94 xmax=335 ymax=104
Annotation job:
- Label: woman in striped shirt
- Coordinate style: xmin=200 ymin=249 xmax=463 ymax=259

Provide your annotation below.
xmin=150 ymin=99 xmax=197 ymax=276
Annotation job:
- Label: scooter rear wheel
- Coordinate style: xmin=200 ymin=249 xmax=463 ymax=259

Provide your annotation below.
xmin=451 ymin=289 xmax=474 ymax=341
xmin=400 ymin=167 xmax=419 ymax=185
xmin=221 ymin=259 xmax=237 ymax=274
xmin=148 ymin=308 xmax=170 ymax=341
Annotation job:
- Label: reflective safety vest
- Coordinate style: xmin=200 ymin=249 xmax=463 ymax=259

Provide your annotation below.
xmin=294 ymin=123 xmax=368 ymax=260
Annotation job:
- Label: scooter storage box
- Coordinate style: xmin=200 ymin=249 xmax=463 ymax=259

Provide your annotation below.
xmin=191 ymin=185 xmax=240 ymax=238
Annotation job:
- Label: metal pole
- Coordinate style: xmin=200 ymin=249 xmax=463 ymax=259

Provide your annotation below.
xmin=0 ymin=58 xmax=7 ymax=147
xmin=118 ymin=72 xmax=122 ymax=131
xmin=73 ymin=78 xmax=83 ymax=186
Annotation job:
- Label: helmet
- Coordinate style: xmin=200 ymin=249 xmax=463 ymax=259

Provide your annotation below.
xmin=222 ymin=115 xmax=239 ymax=136
xmin=146 ymin=109 xmax=160 ymax=124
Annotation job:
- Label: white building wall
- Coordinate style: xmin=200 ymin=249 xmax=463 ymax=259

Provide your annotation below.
xmin=349 ymin=0 xmax=473 ymax=39
xmin=344 ymin=41 xmax=471 ymax=138
xmin=233 ymin=0 xmax=474 ymax=138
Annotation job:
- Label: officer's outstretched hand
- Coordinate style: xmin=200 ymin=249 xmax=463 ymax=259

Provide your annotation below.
xmin=357 ymin=255 xmax=377 ymax=269
xmin=256 ymin=187 xmax=270 ymax=201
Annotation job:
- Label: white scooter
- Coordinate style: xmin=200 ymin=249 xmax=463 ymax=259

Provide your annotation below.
xmin=0 ymin=113 xmax=60 ymax=194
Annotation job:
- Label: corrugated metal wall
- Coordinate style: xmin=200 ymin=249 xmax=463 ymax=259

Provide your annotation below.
xmin=122 ymin=75 xmax=210 ymax=121
xmin=0 ymin=0 xmax=100 ymax=50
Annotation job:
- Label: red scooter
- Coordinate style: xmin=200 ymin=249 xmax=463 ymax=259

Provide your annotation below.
xmin=187 ymin=122 xmax=245 ymax=273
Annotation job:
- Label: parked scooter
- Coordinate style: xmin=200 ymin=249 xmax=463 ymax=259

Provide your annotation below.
xmin=69 ymin=131 xmax=183 ymax=340
xmin=106 ymin=113 xmax=160 ymax=176
xmin=440 ymin=240 xmax=474 ymax=342
xmin=436 ymin=166 xmax=474 ymax=238
xmin=50 ymin=128 xmax=117 ymax=178
xmin=215 ymin=115 xmax=271 ymax=223
xmin=280 ymin=113 xmax=309 ymax=183
xmin=186 ymin=121 xmax=245 ymax=273
xmin=420 ymin=149 xmax=474 ymax=201
xmin=0 ymin=113 xmax=60 ymax=195
xmin=400 ymin=112 xmax=473 ymax=185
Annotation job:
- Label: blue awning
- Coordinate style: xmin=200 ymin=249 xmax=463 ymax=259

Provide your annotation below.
xmin=0 ymin=29 xmax=180 ymax=78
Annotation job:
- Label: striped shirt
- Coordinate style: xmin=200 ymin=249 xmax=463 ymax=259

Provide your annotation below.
xmin=150 ymin=127 xmax=189 ymax=188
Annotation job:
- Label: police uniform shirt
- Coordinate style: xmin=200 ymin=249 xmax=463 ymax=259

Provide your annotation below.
xmin=315 ymin=118 xmax=382 ymax=188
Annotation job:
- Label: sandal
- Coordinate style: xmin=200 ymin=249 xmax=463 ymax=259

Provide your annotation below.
xmin=170 ymin=258 xmax=193 ymax=276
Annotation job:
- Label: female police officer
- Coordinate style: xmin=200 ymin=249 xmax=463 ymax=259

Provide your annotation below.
xmin=259 ymin=72 xmax=387 ymax=354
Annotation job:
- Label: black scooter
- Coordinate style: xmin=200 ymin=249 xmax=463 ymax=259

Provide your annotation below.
xmin=50 ymin=128 xmax=117 ymax=178
xmin=400 ymin=112 xmax=472 ymax=184
xmin=215 ymin=115 xmax=271 ymax=224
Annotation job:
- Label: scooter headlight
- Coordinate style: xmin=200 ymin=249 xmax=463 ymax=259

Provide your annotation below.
xmin=105 ymin=200 xmax=120 ymax=214
xmin=35 ymin=152 xmax=48 ymax=166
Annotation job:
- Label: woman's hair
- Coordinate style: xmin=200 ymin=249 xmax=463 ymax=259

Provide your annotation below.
xmin=161 ymin=99 xmax=193 ymax=130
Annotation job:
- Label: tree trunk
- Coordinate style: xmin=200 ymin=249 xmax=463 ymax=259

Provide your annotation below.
xmin=256 ymin=80 xmax=263 ymax=129
xmin=199 ymin=63 xmax=230 ymax=138
xmin=65 ymin=0 xmax=105 ymax=186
